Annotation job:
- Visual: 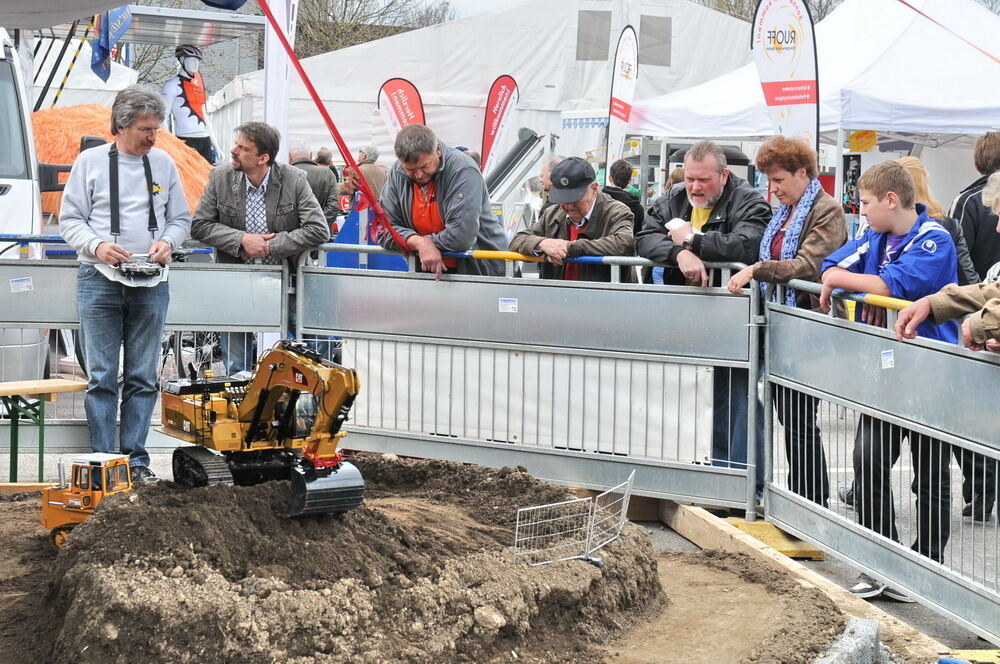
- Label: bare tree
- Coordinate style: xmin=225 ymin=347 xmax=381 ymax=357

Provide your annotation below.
xmin=295 ymin=0 xmax=455 ymax=60
xmin=976 ymin=0 xmax=1000 ymax=12
xmin=694 ymin=0 xmax=842 ymax=22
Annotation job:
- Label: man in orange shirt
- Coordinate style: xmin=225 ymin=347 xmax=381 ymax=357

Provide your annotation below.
xmin=377 ymin=124 xmax=507 ymax=277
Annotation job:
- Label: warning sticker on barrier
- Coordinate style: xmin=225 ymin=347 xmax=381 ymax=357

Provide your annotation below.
xmin=9 ymin=277 xmax=32 ymax=293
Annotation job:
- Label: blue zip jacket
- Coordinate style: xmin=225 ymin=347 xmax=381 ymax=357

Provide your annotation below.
xmin=821 ymin=205 xmax=959 ymax=343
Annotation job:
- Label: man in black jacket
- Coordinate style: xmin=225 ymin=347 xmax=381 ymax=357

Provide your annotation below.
xmin=636 ymin=140 xmax=771 ymax=499
xmin=603 ymin=158 xmax=644 ymax=234
xmin=637 ymin=140 xmax=770 ymax=286
xmin=951 ymin=131 xmax=1000 ymax=279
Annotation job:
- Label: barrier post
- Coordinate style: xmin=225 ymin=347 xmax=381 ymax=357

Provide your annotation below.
xmin=745 ymin=281 xmax=762 ymax=520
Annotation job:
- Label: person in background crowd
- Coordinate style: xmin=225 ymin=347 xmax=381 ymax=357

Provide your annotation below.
xmin=289 ymin=141 xmax=340 ymax=228
xmin=951 ymin=132 xmax=1000 ymax=278
xmin=603 ymin=158 xmax=644 ymax=234
xmin=638 ymin=140 xmax=771 ymax=499
xmin=509 ymin=157 xmax=633 ymax=282
xmin=192 ymin=122 xmax=329 ymax=374
xmin=59 ymin=85 xmax=191 ymax=485
xmin=727 ymin=136 xmax=847 ymax=508
xmin=821 ymin=160 xmax=956 ymax=600
xmin=456 ymin=146 xmax=482 ymax=170
xmin=897 ymin=157 xmax=978 ymax=285
xmin=895 ymin=171 xmax=1000 ymax=523
xmin=666 ymin=167 xmax=685 ymax=190
xmin=341 ymin=144 xmax=388 ymax=201
xmin=538 ymin=156 xmax=565 ymax=215
xmin=377 ymin=124 xmax=507 ymax=278
xmin=315 ymin=147 xmax=340 ymax=182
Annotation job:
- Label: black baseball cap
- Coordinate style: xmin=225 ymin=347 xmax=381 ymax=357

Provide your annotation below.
xmin=548 ymin=157 xmax=596 ymax=204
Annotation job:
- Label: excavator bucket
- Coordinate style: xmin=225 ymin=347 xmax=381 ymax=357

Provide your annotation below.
xmin=286 ymin=461 xmax=365 ymax=517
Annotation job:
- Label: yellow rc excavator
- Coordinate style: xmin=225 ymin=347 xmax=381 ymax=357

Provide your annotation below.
xmin=159 ymin=339 xmax=364 ymax=516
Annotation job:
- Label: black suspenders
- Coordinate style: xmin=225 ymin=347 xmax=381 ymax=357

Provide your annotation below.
xmin=108 ymin=144 xmax=158 ymax=240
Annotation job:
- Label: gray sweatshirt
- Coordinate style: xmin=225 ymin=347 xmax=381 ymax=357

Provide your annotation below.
xmin=59 ymin=143 xmax=191 ymax=264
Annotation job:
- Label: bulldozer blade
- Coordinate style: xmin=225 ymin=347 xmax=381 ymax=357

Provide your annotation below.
xmin=286 ymin=461 xmax=365 ymax=517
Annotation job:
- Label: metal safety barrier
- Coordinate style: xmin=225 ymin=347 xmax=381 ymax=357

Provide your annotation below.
xmin=763 ymin=279 xmax=1000 ymax=645
xmin=299 ymin=245 xmax=759 ymax=515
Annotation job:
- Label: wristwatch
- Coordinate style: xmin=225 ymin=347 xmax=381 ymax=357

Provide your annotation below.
xmin=681 ymin=233 xmax=695 ymax=250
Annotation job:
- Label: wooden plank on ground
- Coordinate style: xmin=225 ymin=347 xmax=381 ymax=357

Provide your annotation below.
xmin=0 ymin=483 xmax=54 ymax=495
xmin=660 ymin=500 xmax=955 ymax=663
xmin=724 ymin=516 xmax=825 ymax=560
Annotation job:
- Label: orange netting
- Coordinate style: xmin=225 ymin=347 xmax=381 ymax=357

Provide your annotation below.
xmin=32 ymin=104 xmax=213 ymax=217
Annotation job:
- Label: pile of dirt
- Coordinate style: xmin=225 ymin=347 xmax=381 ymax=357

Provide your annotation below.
xmin=34 ymin=454 xmax=663 ymax=664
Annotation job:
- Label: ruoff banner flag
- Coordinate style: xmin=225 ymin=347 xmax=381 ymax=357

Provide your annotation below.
xmin=480 ymin=74 xmax=518 ymax=176
xmin=605 ymin=25 xmax=638 ymax=170
xmin=377 ymin=78 xmax=425 ymax=140
xmin=750 ymin=0 xmax=819 ymax=151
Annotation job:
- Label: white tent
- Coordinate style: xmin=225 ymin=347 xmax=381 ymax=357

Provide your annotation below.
xmin=628 ymin=0 xmax=1000 ymax=142
xmin=208 ymin=0 xmax=752 ymax=166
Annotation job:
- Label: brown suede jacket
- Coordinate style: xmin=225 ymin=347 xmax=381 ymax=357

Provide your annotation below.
xmin=928 ymin=282 xmax=1000 ymax=344
xmin=751 ymin=190 xmax=847 ymax=308
xmin=509 ymin=191 xmax=634 ymax=282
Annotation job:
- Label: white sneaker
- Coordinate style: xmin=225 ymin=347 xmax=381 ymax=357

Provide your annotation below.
xmin=849 ymin=574 xmax=885 ymax=599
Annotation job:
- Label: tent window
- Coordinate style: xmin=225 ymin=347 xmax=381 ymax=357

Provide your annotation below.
xmin=576 ymin=11 xmax=611 ymax=61
xmin=639 ymin=16 xmax=672 ymax=67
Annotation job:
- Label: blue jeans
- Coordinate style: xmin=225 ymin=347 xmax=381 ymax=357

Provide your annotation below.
xmin=711 ymin=367 xmax=765 ymax=499
xmin=77 ymin=265 xmax=169 ymax=468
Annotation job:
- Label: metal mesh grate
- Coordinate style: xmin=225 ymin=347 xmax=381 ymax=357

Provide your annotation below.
xmin=513 ymin=471 xmax=635 ymax=566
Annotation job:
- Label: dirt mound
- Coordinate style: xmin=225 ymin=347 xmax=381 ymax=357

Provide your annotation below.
xmin=38 ymin=454 xmax=662 ymax=664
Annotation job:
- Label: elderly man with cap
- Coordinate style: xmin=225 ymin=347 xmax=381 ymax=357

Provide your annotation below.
xmin=377 ymin=124 xmax=508 ymax=277
xmin=510 ymin=157 xmax=634 ymax=282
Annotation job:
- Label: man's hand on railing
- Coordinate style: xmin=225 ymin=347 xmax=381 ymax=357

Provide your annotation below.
xmin=894 ymin=297 xmax=931 ymax=340
xmin=727 ymin=264 xmax=755 ymax=294
xmin=407 ymin=235 xmax=445 ymax=280
xmin=676 ymin=250 xmax=708 ymax=287
xmin=537 ymin=238 xmax=570 ymax=265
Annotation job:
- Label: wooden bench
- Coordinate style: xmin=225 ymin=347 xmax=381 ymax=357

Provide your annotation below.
xmin=0 ymin=379 xmax=87 ymax=482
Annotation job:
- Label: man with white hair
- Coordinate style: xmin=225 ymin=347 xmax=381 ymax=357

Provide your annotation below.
xmin=354 ymin=144 xmax=388 ymax=200
xmin=290 ymin=141 xmax=340 ymax=226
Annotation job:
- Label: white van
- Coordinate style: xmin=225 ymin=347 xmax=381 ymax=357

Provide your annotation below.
xmin=0 ymin=27 xmax=49 ymax=382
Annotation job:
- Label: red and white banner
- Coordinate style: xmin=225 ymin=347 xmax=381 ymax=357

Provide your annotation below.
xmin=480 ymin=74 xmax=519 ymax=176
xmin=750 ymin=0 xmax=819 ymax=151
xmin=605 ymin=25 xmax=638 ymax=170
xmin=377 ymin=78 xmax=426 ymax=140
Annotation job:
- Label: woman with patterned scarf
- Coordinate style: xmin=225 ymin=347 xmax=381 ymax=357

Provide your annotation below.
xmin=726 ymin=135 xmax=847 ymax=508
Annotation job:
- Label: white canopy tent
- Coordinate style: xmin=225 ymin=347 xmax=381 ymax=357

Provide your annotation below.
xmin=30 ymin=39 xmax=138 ymax=108
xmin=627 ymin=0 xmax=1000 ymax=202
xmin=208 ymin=0 xmax=752 ymax=168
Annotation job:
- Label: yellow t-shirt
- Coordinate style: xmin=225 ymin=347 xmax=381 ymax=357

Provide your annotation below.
xmin=690 ymin=207 xmax=713 ymax=232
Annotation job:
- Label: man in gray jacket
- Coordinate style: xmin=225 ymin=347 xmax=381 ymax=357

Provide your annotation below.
xmin=192 ymin=121 xmax=329 ymax=373
xmin=378 ymin=124 xmax=507 ymax=277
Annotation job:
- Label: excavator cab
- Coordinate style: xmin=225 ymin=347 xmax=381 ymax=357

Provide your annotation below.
xmin=41 ymin=453 xmax=133 ymax=548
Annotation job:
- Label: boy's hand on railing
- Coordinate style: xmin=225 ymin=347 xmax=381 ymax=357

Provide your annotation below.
xmin=894 ymin=297 xmax=931 ymax=340
xmin=727 ymin=265 xmax=755 ymax=295
xmin=818 ymin=282 xmax=834 ymax=312
xmin=676 ymin=250 xmax=708 ymax=287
